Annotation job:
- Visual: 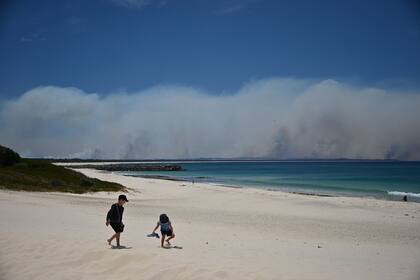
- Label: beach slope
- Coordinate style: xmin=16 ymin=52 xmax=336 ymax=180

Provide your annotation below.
xmin=0 ymin=168 xmax=419 ymax=280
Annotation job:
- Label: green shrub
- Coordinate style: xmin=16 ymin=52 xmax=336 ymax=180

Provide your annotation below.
xmin=0 ymin=158 xmax=125 ymax=193
xmin=80 ymin=178 xmax=94 ymax=187
xmin=50 ymin=180 xmax=63 ymax=188
xmin=0 ymin=145 xmax=21 ymax=167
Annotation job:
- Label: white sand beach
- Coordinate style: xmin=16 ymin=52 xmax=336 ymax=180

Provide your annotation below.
xmin=1 ymin=168 xmax=419 ymax=280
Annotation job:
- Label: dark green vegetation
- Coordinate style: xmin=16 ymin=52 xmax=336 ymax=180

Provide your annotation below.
xmin=0 ymin=146 xmax=125 ymax=193
xmin=0 ymin=145 xmax=21 ymax=166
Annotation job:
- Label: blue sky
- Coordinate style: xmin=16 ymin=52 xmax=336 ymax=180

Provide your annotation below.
xmin=0 ymin=0 xmax=419 ymax=98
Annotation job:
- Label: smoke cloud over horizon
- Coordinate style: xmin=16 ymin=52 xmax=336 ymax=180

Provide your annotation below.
xmin=1 ymin=78 xmax=420 ymax=160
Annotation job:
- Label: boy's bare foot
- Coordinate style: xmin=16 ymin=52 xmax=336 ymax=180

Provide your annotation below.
xmin=165 ymin=240 xmax=171 ymax=246
xmin=107 ymin=239 xmax=112 ymax=245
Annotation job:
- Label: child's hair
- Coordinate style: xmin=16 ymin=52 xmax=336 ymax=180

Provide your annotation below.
xmin=159 ymin=213 xmax=170 ymax=224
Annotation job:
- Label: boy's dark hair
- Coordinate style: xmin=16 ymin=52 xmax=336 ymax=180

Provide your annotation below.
xmin=159 ymin=213 xmax=169 ymax=223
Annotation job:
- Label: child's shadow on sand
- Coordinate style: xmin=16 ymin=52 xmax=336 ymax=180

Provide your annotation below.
xmin=110 ymin=245 xmax=133 ymax=250
xmin=163 ymin=245 xmax=183 ymax=249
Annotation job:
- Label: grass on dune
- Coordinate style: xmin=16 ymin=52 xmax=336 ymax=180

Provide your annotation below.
xmin=0 ymin=158 xmax=125 ymax=194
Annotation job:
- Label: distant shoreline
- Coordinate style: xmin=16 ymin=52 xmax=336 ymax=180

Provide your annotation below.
xmin=57 ymin=161 xmax=420 ymax=203
xmin=76 ymin=168 xmax=418 ymax=203
xmin=51 ymin=158 xmax=411 ymax=163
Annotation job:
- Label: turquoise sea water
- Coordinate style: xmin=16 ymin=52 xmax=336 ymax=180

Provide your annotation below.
xmin=120 ymin=161 xmax=420 ymax=202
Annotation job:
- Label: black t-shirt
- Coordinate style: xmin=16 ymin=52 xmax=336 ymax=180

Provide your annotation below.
xmin=106 ymin=203 xmax=124 ymax=223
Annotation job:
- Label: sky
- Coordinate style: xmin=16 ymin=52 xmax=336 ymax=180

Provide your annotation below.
xmin=1 ymin=0 xmax=420 ymax=96
xmin=0 ymin=0 xmax=420 ymax=159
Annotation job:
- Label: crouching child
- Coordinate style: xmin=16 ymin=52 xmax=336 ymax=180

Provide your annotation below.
xmin=152 ymin=213 xmax=175 ymax=248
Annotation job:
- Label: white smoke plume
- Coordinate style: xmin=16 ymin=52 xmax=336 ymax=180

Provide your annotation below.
xmin=1 ymin=78 xmax=420 ymax=160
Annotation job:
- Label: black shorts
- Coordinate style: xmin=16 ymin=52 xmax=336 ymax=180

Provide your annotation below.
xmin=161 ymin=230 xmax=173 ymax=236
xmin=110 ymin=222 xmax=124 ymax=233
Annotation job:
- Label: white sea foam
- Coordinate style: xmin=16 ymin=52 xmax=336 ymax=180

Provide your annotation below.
xmin=388 ymin=191 xmax=420 ymax=198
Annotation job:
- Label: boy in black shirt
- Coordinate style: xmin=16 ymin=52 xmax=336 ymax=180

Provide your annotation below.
xmin=106 ymin=194 xmax=128 ymax=247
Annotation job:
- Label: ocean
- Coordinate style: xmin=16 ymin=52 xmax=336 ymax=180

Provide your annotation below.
xmin=119 ymin=161 xmax=420 ymax=202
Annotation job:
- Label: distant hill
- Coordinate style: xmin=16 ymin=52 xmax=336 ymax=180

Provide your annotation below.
xmin=0 ymin=146 xmax=125 ymax=193
xmin=0 ymin=145 xmax=21 ymax=166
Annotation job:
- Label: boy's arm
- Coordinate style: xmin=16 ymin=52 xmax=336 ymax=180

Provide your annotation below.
xmin=170 ymin=222 xmax=174 ymax=233
xmin=105 ymin=204 xmax=114 ymax=226
xmin=152 ymin=222 xmax=159 ymax=233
